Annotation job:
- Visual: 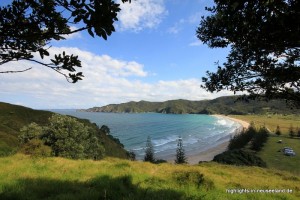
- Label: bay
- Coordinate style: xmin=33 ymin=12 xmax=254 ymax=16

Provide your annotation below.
xmin=52 ymin=110 xmax=241 ymax=160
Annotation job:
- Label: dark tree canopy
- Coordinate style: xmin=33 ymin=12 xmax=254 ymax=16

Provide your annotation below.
xmin=0 ymin=0 xmax=130 ymax=83
xmin=197 ymin=0 xmax=300 ymax=107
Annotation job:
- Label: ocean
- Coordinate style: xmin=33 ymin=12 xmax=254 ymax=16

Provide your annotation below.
xmin=52 ymin=110 xmax=241 ymax=160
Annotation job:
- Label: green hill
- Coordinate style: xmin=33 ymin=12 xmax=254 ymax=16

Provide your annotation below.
xmin=0 ymin=154 xmax=299 ymax=200
xmin=0 ymin=102 xmax=128 ymax=158
xmin=83 ymin=96 xmax=299 ymax=115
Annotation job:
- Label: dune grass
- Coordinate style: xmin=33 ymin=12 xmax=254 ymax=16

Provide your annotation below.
xmin=0 ymin=154 xmax=299 ymax=200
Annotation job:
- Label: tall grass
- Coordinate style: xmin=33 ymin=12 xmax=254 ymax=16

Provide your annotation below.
xmin=0 ymin=154 xmax=299 ymax=199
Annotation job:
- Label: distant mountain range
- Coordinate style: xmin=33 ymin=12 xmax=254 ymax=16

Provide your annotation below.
xmin=81 ymin=96 xmax=299 ymax=115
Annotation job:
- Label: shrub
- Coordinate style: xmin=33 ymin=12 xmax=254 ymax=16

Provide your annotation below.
xmin=251 ymin=126 xmax=269 ymax=151
xmin=275 ymin=125 xmax=281 ymax=136
xmin=228 ymin=123 xmax=256 ymax=150
xmin=154 ymin=159 xmax=168 ymax=164
xmin=289 ymin=125 xmax=295 ymax=138
xmin=19 ymin=122 xmax=43 ymax=144
xmin=42 ymin=114 xmax=91 ymax=159
xmin=19 ymin=114 xmax=105 ymax=160
xmin=174 ymin=171 xmax=204 ymax=188
xmin=213 ymin=149 xmax=267 ymax=167
xmin=20 ymin=139 xmax=51 ymax=157
xmin=100 ymin=125 xmax=110 ymax=135
xmin=128 ymin=150 xmax=136 ymax=161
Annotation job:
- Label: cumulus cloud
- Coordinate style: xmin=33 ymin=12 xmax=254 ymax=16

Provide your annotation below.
xmin=0 ymin=47 xmax=235 ymax=109
xmin=117 ymin=0 xmax=167 ymax=31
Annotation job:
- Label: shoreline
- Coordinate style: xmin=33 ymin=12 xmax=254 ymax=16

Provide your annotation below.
xmin=186 ymin=114 xmax=250 ymax=165
xmin=212 ymin=114 xmax=250 ymax=129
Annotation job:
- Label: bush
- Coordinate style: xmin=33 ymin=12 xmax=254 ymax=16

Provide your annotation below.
xmin=275 ymin=125 xmax=281 ymax=136
xmin=213 ymin=149 xmax=267 ymax=167
xmin=289 ymin=125 xmax=295 ymax=137
xmin=228 ymin=123 xmax=256 ymax=150
xmin=250 ymin=126 xmax=269 ymax=151
xmin=19 ymin=114 xmax=105 ymax=160
xmin=19 ymin=122 xmax=43 ymax=144
xmin=128 ymin=150 xmax=136 ymax=161
xmin=100 ymin=125 xmax=110 ymax=135
xmin=154 ymin=159 xmax=168 ymax=164
xmin=174 ymin=171 xmax=204 ymax=188
xmin=20 ymin=139 xmax=51 ymax=157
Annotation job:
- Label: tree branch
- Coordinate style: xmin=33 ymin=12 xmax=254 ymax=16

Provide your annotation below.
xmin=27 ymin=58 xmax=73 ymax=83
xmin=0 ymin=67 xmax=32 ymax=73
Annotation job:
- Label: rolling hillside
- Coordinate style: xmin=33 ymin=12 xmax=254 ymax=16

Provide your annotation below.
xmin=0 ymin=102 xmax=128 ymax=158
xmin=82 ymin=96 xmax=299 ymax=115
xmin=0 ymin=154 xmax=299 ymax=200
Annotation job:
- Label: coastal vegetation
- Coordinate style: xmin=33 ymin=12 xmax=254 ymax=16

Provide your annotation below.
xmin=19 ymin=114 xmax=105 ymax=160
xmin=213 ymin=150 xmax=267 ymax=167
xmin=0 ymin=102 xmax=129 ymax=159
xmin=214 ymin=124 xmax=269 ymax=167
xmin=228 ymin=124 xmax=256 ymax=150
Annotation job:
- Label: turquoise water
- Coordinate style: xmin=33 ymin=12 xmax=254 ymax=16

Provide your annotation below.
xmin=53 ymin=110 xmax=241 ymax=160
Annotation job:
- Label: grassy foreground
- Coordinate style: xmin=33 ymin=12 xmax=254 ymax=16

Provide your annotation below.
xmin=0 ymin=154 xmax=299 ymax=200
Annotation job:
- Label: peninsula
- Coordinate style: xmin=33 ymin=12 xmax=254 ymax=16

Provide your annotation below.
xmin=80 ymin=96 xmax=299 ymax=115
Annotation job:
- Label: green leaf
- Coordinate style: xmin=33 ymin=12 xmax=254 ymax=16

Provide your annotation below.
xmin=87 ymin=28 xmax=94 ymax=37
xmin=38 ymin=49 xmax=44 ymax=59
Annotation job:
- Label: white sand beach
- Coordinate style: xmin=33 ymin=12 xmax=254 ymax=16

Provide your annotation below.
xmin=187 ymin=115 xmax=250 ymax=164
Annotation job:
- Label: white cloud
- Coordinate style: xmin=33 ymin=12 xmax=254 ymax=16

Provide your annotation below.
xmin=118 ymin=0 xmax=167 ymax=31
xmin=189 ymin=40 xmax=203 ymax=47
xmin=0 ymin=47 xmax=236 ymax=109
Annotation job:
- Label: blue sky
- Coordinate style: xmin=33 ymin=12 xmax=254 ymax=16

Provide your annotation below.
xmin=0 ymin=0 xmax=235 ymax=109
